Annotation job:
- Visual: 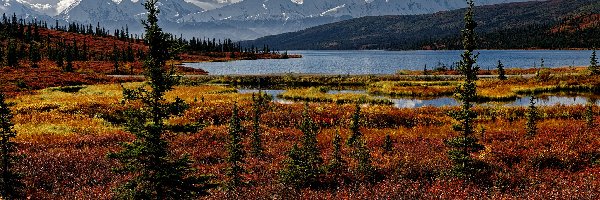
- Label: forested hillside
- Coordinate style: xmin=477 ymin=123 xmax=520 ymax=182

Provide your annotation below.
xmin=243 ymin=0 xmax=600 ymax=50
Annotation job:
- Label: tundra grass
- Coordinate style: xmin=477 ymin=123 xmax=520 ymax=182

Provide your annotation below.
xmin=279 ymin=87 xmax=393 ymax=105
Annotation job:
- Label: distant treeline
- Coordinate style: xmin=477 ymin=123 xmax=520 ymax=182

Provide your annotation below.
xmin=0 ymin=12 xmax=282 ymax=71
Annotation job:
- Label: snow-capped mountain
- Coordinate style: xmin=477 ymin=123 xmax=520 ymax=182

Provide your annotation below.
xmin=0 ymin=0 xmax=543 ymax=40
xmin=180 ymin=0 xmax=536 ymax=23
xmin=57 ymin=0 xmax=202 ymax=24
xmin=0 ymin=0 xmax=54 ymax=20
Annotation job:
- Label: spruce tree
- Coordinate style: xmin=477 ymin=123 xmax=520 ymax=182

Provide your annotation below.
xmin=327 ymin=130 xmax=345 ymax=175
xmin=298 ymin=103 xmax=322 ymax=173
xmin=347 ymin=103 xmax=362 ymax=146
xmin=64 ymin=45 xmax=73 ymax=72
xmin=586 ymin=97 xmax=596 ymax=128
xmin=113 ymin=43 xmax=120 ymax=74
xmin=279 ymin=103 xmax=322 ymax=188
xmin=497 ymin=60 xmax=507 ymax=80
xmin=354 ymin=138 xmax=375 ymax=182
xmin=526 ymin=97 xmax=538 ymax=137
xmin=0 ymin=92 xmax=23 ymax=199
xmin=590 ymin=49 xmax=598 ymax=75
xmin=250 ymin=93 xmax=264 ymax=157
xmin=29 ymin=43 xmax=41 ymax=68
xmin=108 ymin=1 xmax=214 ymax=199
xmin=445 ymin=0 xmax=486 ymax=180
xmin=6 ymin=40 xmax=17 ymax=68
xmin=226 ymin=103 xmax=245 ymax=188
xmin=55 ymin=48 xmax=64 ymax=70
xmin=344 ymin=104 xmax=376 ymax=181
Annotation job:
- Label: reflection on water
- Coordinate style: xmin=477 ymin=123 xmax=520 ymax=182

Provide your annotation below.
xmin=238 ymin=89 xmax=597 ymax=108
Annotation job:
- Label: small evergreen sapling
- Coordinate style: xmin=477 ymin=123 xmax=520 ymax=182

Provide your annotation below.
xmin=346 ymin=103 xmax=376 ymax=182
xmin=327 ymin=130 xmax=346 ymax=176
xmin=586 ymin=98 xmax=596 ymax=128
xmin=250 ymin=93 xmax=264 ymax=157
xmin=347 ymin=103 xmax=362 ymax=146
xmin=279 ymin=103 xmax=323 ymax=188
xmin=590 ymin=49 xmax=599 ymax=75
xmin=354 ymin=137 xmax=376 ymax=182
xmin=497 ymin=60 xmax=507 ymax=80
xmin=226 ymin=103 xmax=245 ymax=188
xmin=526 ymin=97 xmax=539 ymax=137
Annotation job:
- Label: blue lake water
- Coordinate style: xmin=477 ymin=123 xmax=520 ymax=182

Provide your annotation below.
xmin=186 ymin=50 xmax=594 ymax=75
xmin=239 ymin=89 xmax=597 ymax=108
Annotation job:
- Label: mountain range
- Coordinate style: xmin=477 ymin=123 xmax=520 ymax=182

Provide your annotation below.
xmin=2 ymin=0 xmax=534 ymax=40
xmin=242 ymin=0 xmax=600 ymax=50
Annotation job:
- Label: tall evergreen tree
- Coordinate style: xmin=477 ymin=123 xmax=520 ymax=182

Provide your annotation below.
xmin=64 ymin=45 xmax=73 ymax=72
xmin=108 ymin=1 xmax=215 ymax=199
xmin=445 ymin=0 xmax=486 ymax=180
xmin=113 ymin=43 xmax=120 ymax=74
xmin=0 ymin=92 xmax=24 ymax=199
xmin=590 ymin=49 xmax=599 ymax=75
xmin=6 ymin=40 xmax=17 ymax=68
xmin=29 ymin=43 xmax=41 ymax=68
xmin=226 ymin=103 xmax=245 ymax=188
xmin=55 ymin=47 xmax=64 ymax=70
xmin=497 ymin=60 xmax=507 ymax=80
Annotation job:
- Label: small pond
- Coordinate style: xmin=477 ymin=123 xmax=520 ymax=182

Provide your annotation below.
xmin=238 ymin=89 xmax=599 ymax=108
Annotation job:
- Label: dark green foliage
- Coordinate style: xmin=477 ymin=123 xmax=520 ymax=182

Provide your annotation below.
xmin=108 ymin=1 xmax=215 ymax=199
xmin=445 ymin=0 xmax=486 ymax=181
xmin=353 ymin=139 xmax=376 ymax=182
xmin=382 ymin=134 xmax=393 ymax=152
xmin=0 ymin=93 xmax=24 ymax=199
xmin=55 ymin=47 xmax=64 ymax=70
xmin=526 ymin=97 xmax=539 ymax=137
xmin=299 ymin=103 xmax=322 ymax=165
xmin=327 ymin=130 xmax=345 ymax=175
xmin=29 ymin=43 xmax=41 ymax=68
xmin=497 ymin=60 xmax=507 ymax=80
xmin=586 ymin=98 xmax=596 ymax=128
xmin=250 ymin=93 xmax=264 ymax=157
xmin=590 ymin=49 xmax=599 ymax=75
xmin=6 ymin=40 xmax=17 ymax=68
xmin=279 ymin=103 xmax=323 ymax=188
xmin=64 ymin=45 xmax=73 ymax=72
xmin=113 ymin=43 xmax=120 ymax=74
xmin=226 ymin=103 xmax=245 ymax=188
xmin=347 ymin=104 xmax=362 ymax=146
xmin=344 ymin=103 xmax=376 ymax=182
